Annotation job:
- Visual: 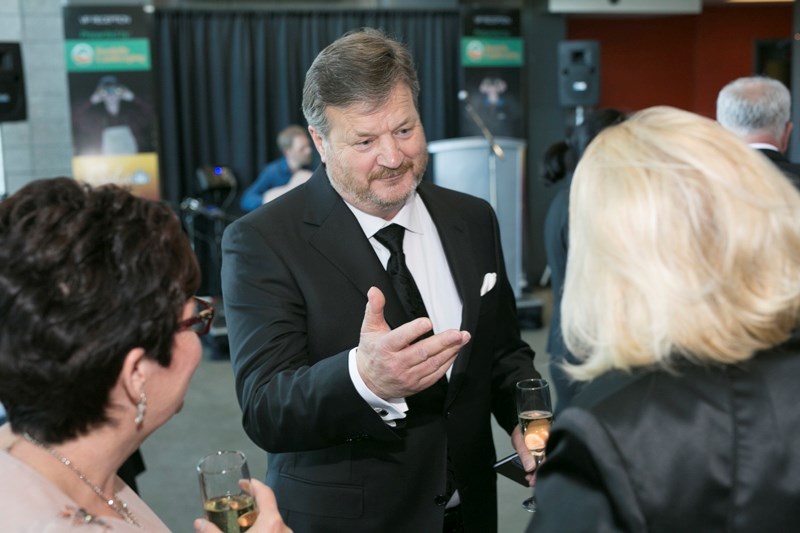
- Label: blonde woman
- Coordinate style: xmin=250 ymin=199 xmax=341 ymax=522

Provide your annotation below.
xmin=529 ymin=106 xmax=800 ymax=531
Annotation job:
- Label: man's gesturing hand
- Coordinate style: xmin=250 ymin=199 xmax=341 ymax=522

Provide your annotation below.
xmin=356 ymin=287 xmax=471 ymax=399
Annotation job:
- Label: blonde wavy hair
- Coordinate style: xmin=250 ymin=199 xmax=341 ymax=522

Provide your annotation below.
xmin=562 ymin=106 xmax=800 ymax=380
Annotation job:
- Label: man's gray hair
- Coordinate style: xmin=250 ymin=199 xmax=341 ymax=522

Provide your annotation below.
xmin=716 ymin=76 xmax=790 ymax=141
xmin=301 ymin=28 xmax=420 ymax=138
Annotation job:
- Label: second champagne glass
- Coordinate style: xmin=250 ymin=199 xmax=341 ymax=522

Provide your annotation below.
xmin=516 ymin=378 xmax=553 ymax=513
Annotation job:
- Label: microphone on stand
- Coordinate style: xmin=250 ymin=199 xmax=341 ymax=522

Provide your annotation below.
xmin=458 ymin=90 xmax=504 ymax=159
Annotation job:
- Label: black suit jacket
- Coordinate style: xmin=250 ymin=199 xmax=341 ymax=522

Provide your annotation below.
xmin=758 ymin=148 xmax=800 ymax=189
xmin=529 ymin=338 xmax=800 ymax=532
xmin=221 ymin=166 xmax=537 ymax=533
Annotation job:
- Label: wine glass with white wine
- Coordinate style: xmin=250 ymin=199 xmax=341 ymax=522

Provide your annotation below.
xmin=197 ymin=450 xmax=259 ymax=533
xmin=516 ymin=378 xmax=553 ymax=513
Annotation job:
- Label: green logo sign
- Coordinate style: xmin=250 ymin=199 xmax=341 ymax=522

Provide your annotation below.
xmin=461 ymin=37 xmax=524 ymax=67
xmin=65 ymin=39 xmax=151 ymax=71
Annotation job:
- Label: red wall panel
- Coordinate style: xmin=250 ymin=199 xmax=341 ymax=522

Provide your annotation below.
xmin=567 ymin=5 xmax=791 ymax=118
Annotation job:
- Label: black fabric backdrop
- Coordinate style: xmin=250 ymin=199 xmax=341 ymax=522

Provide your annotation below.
xmin=152 ymin=8 xmax=462 ymax=296
xmin=154 ymin=9 xmax=462 ymax=209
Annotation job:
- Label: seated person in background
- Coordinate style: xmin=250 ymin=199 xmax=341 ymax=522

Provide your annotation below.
xmin=716 ymin=75 xmax=800 ymax=186
xmin=240 ymin=125 xmax=313 ymax=211
xmin=0 ymin=178 xmax=289 ymax=533
xmin=541 ymin=108 xmax=626 ymax=413
xmin=529 ymin=106 xmax=800 ymax=532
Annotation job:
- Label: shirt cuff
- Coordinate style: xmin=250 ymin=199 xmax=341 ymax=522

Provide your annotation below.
xmin=348 ymin=348 xmax=408 ymax=425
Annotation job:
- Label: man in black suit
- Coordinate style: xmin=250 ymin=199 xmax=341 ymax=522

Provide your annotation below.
xmin=717 ymin=75 xmax=800 ymax=187
xmin=221 ymin=28 xmax=538 ymax=533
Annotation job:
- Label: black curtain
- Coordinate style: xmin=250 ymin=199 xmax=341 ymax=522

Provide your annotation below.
xmin=154 ymin=8 xmax=462 ymax=209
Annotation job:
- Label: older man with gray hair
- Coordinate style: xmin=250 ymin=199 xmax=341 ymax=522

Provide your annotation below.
xmin=716 ymin=76 xmax=800 ymax=185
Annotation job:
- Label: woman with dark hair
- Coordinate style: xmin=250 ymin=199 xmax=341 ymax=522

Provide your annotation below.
xmin=542 ymin=108 xmax=626 ymax=412
xmin=0 ymin=178 xmax=289 ymax=532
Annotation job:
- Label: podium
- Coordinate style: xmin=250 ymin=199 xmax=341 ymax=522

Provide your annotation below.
xmin=427 ymin=137 xmax=526 ymax=298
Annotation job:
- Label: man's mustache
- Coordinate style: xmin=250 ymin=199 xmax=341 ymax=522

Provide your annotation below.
xmin=369 ymin=160 xmax=415 ymax=181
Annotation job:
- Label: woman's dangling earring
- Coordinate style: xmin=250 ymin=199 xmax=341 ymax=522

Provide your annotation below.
xmin=134 ymin=391 xmax=147 ymax=428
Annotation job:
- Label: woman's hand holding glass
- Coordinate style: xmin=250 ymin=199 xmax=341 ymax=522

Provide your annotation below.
xmin=197 ymin=450 xmax=276 ymax=533
xmin=194 ymin=477 xmax=291 ymax=533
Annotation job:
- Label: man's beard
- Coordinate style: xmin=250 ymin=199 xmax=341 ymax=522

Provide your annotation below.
xmin=330 ymin=150 xmax=429 ymax=212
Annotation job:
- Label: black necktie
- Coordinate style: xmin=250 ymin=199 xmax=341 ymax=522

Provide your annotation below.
xmin=374 ymin=223 xmax=457 ymax=506
xmin=374 ymin=224 xmax=429 ymax=321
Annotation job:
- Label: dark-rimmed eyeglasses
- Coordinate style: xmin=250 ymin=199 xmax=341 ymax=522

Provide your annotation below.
xmin=178 ymin=297 xmax=215 ymax=336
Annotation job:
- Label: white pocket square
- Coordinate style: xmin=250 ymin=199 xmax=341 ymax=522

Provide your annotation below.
xmin=480 ymin=273 xmax=497 ymax=296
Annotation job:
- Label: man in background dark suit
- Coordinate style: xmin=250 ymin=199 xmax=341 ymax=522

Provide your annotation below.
xmin=221 ymin=28 xmax=538 ymax=533
xmin=717 ymin=75 xmax=800 ymax=187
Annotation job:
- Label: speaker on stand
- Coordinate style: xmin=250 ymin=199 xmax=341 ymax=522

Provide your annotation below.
xmin=558 ymin=40 xmax=600 ymax=126
xmin=0 ymin=42 xmax=27 ymax=200
xmin=538 ymin=41 xmax=601 ymax=289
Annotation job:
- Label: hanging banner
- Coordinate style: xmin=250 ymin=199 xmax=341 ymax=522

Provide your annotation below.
xmin=460 ymin=9 xmax=524 ymax=138
xmin=63 ymin=5 xmax=160 ymax=200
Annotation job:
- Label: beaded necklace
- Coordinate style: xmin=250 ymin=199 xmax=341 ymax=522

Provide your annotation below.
xmin=23 ymin=432 xmax=141 ymax=528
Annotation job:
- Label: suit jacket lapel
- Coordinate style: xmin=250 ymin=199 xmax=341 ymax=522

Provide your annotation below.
xmin=417 ymin=183 xmax=482 ymax=403
xmin=303 ymin=166 xmax=410 ymax=330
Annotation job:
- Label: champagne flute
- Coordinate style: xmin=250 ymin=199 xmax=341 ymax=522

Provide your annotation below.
xmin=197 ymin=450 xmax=259 ymax=533
xmin=516 ymin=378 xmax=553 ymax=513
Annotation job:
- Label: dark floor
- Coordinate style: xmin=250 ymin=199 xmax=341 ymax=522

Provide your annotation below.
xmin=138 ymin=289 xmax=554 ymax=532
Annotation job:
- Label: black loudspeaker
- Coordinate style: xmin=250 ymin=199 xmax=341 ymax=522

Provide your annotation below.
xmin=558 ymin=40 xmax=600 ymax=107
xmin=0 ymin=43 xmax=26 ymax=122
